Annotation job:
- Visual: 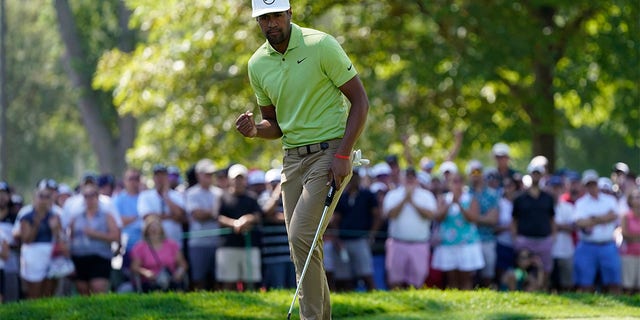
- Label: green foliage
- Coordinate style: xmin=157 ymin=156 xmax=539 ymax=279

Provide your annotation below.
xmin=0 ymin=290 xmax=638 ymax=319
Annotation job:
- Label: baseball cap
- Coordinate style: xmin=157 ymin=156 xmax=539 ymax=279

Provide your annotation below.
xmin=548 ymin=175 xmax=564 ymax=187
xmin=152 ymin=164 xmax=168 ymax=174
xmin=0 ymin=181 xmax=9 ymax=192
xmin=248 ymin=170 xmax=266 ymax=185
xmin=492 ymin=143 xmax=510 ymax=157
xmin=251 ymin=0 xmax=290 ymax=18
xmin=58 ymin=183 xmax=73 ymax=196
xmin=527 ymin=163 xmax=546 ymax=174
xmin=598 ymin=177 xmax=613 ymax=191
xmin=466 ymin=160 xmax=483 ymax=176
xmin=420 ymin=157 xmax=435 ymax=171
xmin=265 ymin=168 xmax=282 ymax=183
xmin=228 ymin=164 xmax=249 ymax=179
xmin=370 ymin=181 xmax=388 ymax=194
xmin=98 ymin=174 xmax=115 ymax=188
xmin=37 ymin=178 xmax=58 ymax=191
xmin=195 ymin=159 xmax=217 ymax=174
xmin=581 ymin=169 xmax=599 ymax=185
xmin=370 ymin=162 xmax=392 ymax=177
xmin=613 ymin=162 xmax=629 ymax=175
xmin=438 ymin=161 xmax=458 ymax=175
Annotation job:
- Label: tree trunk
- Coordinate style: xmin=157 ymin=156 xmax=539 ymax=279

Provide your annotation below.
xmin=54 ymin=0 xmax=136 ymax=176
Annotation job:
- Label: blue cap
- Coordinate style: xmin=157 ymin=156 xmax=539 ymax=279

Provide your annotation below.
xmin=0 ymin=181 xmax=10 ymax=192
xmin=548 ymin=175 xmax=564 ymax=186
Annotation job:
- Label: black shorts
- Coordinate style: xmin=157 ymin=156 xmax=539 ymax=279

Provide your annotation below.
xmin=71 ymin=255 xmax=112 ymax=282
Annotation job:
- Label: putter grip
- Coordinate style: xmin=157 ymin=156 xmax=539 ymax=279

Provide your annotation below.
xmin=324 ymin=182 xmax=336 ymax=206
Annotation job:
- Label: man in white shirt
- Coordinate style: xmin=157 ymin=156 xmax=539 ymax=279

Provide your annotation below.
xmin=574 ymin=169 xmax=621 ymax=294
xmin=383 ymin=168 xmax=437 ymax=289
xmin=185 ymin=159 xmax=223 ymax=290
xmin=138 ymin=165 xmax=186 ymax=249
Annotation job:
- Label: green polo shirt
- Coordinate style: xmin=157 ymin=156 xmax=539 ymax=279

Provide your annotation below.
xmin=248 ymin=23 xmax=357 ymax=149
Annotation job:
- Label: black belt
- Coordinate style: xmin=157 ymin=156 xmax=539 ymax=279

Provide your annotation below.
xmin=583 ymin=240 xmax=615 ymax=246
xmin=285 ymin=142 xmax=330 ymax=156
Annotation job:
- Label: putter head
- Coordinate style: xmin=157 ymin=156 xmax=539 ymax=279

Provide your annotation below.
xmin=351 ymin=149 xmax=370 ymax=166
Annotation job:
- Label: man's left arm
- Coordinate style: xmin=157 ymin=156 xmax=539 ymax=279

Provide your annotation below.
xmin=331 ymin=76 xmax=369 ymax=189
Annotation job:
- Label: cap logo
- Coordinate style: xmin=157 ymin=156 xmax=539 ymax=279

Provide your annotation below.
xmin=263 ymin=0 xmax=275 ymax=4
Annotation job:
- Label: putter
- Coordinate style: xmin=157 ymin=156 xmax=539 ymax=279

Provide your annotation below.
xmin=286 ymin=150 xmax=369 ymax=320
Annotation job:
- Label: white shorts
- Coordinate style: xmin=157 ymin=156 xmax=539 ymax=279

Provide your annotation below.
xmin=432 ymin=243 xmax=485 ymax=272
xmin=20 ymin=243 xmax=54 ymax=282
xmin=216 ymin=247 xmax=261 ymax=283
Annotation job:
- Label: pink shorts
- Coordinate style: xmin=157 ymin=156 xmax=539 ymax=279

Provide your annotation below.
xmin=385 ymin=238 xmax=430 ymax=288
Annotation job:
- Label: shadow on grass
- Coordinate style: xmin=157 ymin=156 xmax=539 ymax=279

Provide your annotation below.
xmin=532 ymin=291 xmax=640 ymax=309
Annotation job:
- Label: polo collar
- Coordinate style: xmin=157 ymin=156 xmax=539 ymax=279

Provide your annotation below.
xmin=263 ymin=23 xmax=302 ymax=55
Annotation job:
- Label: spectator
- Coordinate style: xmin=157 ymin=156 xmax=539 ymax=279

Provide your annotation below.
xmin=19 ymin=181 xmax=63 ymax=299
xmin=185 ymin=159 xmax=223 ymax=291
xmin=619 ymin=189 xmax=640 ymax=294
xmin=98 ymin=174 xmax=116 ymax=197
xmin=385 ymin=155 xmax=402 ymax=189
xmin=501 ymin=249 xmax=545 ymax=292
xmin=370 ymin=162 xmax=393 ymax=191
xmin=112 ymin=168 xmax=143 ymax=275
xmin=331 ymin=172 xmax=381 ymax=291
xmin=130 ymin=215 xmax=188 ymax=292
xmin=69 ymin=183 xmax=120 ymax=295
xmin=431 ymin=173 xmax=485 ymax=290
xmin=466 ymin=160 xmax=500 ymax=288
xmin=138 ymin=165 xmax=186 ymax=249
xmin=548 ymin=175 xmax=576 ymax=292
xmin=495 ymin=176 xmax=522 ymax=288
xmin=259 ymin=167 xmax=296 ymax=290
xmin=167 ymin=166 xmax=183 ymax=191
xmin=511 ymin=162 xmax=556 ymax=290
xmin=216 ymin=164 xmax=262 ymax=291
xmin=0 ymin=182 xmax=15 ymax=302
xmin=574 ymin=169 xmax=621 ymax=294
xmin=492 ymin=142 xmax=517 ymax=189
xmin=62 ymin=173 xmax=122 ymax=232
xmin=383 ymin=168 xmax=437 ymax=289
xmin=369 ymin=181 xmax=389 ymax=290
xmin=437 ymin=161 xmax=458 ymax=188
xmin=56 ymin=184 xmax=74 ymax=208
xmin=247 ymin=169 xmax=267 ymax=198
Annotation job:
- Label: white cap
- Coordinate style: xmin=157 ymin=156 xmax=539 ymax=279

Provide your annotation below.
xmin=370 ymin=182 xmax=388 ymax=194
xmin=530 ymin=155 xmax=548 ymax=168
xmin=58 ymin=183 xmax=73 ymax=195
xmin=195 ymin=159 xmax=216 ymax=174
xmin=527 ymin=163 xmax=546 ymax=174
xmin=265 ymin=168 xmax=282 ymax=183
xmin=492 ymin=143 xmax=510 ymax=157
xmin=438 ymin=161 xmax=458 ymax=175
xmin=251 ymin=0 xmax=290 ymax=18
xmin=228 ymin=164 xmax=249 ymax=179
xmin=465 ymin=160 xmax=483 ymax=175
xmin=581 ymin=169 xmax=599 ymax=185
xmin=247 ymin=170 xmax=266 ymax=185
xmin=370 ymin=162 xmax=392 ymax=177
xmin=598 ymin=177 xmax=613 ymax=191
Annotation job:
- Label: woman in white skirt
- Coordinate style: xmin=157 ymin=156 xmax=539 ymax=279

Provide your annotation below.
xmin=19 ymin=182 xmax=62 ymax=299
xmin=431 ymin=173 xmax=485 ymax=290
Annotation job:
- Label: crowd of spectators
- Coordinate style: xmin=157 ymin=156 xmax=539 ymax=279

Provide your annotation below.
xmin=0 ymin=142 xmax=638 ymax=302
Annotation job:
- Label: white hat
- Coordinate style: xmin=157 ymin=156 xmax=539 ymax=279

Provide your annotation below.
xmin=58 ymin=183 xmax=73 ymax=196
xmin=370 ymin=162 xmax=392 ymax=177
xmin=492 ymin=143 xmax=510 ymax=157
xmin=195 ymin=159 xmax=216 ymax=174
xmin=251 ymin=0 xmax=290 ymax=18
xmin=247 ymin=170 xmax=266 ymax=185
xmin=265 ymin=168 xmax=282 ymax=183
xmin=465 ymin=160 xmax=483 ymax=175
xmin=228 ymin=164 xmax=249 ymax=179
xmin=370 ymin=182 xmax=388 ymax=194
xmin=438 ymin=161 xmax=458 ymax=175
xmin=527 ymin=163 xmax=546 ymax=174
xmin=530 ymin=155 xmax=548 ymax=168
xmin=581 ymin=169 xmax=599 ymax=185
xmin=598 ymin=177 xmax=613 ymax=191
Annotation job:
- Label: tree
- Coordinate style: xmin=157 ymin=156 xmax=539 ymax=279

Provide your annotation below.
xmin=95 ymin=0 xmax=639 ymax=174
xmin=55 ymin=0 xmax=136 ymax=176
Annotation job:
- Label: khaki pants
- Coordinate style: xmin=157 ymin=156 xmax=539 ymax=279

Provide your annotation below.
xmin=281 ymin=139 xmax=351 ymax=320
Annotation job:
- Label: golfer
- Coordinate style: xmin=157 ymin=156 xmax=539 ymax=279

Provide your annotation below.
xmin=236 ymin=1 xmax=369 ymax=318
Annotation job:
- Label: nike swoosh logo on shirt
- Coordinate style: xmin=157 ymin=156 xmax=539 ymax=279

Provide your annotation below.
xmin=297 ymin=57 xmax=307 ymax=64
xmin=347 ymin=63 xmax=353 ymax=71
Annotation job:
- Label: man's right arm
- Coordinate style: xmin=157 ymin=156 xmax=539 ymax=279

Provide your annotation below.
xmin=235 ymin=105 xmax=282 ymax=140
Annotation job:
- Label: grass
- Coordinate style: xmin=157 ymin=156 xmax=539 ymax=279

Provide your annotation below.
xmin=0 ymin=289 xmax=638 ymax=319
